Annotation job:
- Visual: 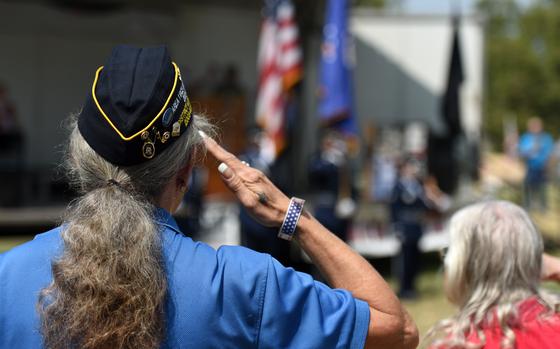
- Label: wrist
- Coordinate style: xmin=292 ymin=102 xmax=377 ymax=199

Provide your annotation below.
xmin=277 ymin=197 xmax=305 ymax=241
xmin=273 ymin=196 xmax=291 ymax=226
xmin=293 ymin=210 xmax=318 ymax=244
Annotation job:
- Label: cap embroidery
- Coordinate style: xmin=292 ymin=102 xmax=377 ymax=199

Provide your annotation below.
xmin=142 ymin=141 xmax=155 ymax=159
xmin=162 ymin=108 xmax=173 ymax=127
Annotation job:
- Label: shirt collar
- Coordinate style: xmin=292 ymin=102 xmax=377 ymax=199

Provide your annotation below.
xmin=154 ymin=207 xmax=181 ymax=233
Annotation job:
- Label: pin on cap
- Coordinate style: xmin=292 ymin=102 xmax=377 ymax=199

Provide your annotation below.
xmin=78 ymin=45 xmax=193 ymax=166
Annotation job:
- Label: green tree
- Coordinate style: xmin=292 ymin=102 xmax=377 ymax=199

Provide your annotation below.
xmin=480 ymin=0 xmax=560 ymax=146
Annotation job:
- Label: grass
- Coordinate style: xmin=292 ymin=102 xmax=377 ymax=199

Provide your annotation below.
xmin=399 ymin=268 xmax=456 ymax=337
xmin=0 ymin=235 xmax=33 ymax=254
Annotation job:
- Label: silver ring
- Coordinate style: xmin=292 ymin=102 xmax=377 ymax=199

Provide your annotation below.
xmin=257 ymin=192 xmax=268 ymax=204
xmin=241 ymin=161 xmax=250 ymax=167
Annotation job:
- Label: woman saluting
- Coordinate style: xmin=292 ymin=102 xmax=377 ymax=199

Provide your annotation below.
xmin=0 ymin=45 xmax=417 ymax=349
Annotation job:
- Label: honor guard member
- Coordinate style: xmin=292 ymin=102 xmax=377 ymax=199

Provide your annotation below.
xmin=0 ymin=45 xmax=417 ymax=349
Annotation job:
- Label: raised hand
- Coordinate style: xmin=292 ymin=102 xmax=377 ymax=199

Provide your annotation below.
xmin=199 ymin=131 xmax=291 ymax=227
xmin=542 ymin=253 xmax=560 ymax=282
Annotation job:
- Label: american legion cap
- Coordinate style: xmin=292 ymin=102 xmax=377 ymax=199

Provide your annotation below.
xmin=78 ymin=45 xmax=193 ymax=166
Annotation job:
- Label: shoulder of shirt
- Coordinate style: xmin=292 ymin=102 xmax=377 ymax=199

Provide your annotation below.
xmin=159 ymin=224 xmax=271 ymax=271
xmin=480 ymin=297 xmax=560 ymax=331
xmin=215 ymin=244 xmax=271 ymax=267
xmin=0 ymin=226 xmax=62 ymax=266
xmin=215 ymin=245 xmax=273 ymax=284
xmin=519 ymin=297 xmax=560 ymax=323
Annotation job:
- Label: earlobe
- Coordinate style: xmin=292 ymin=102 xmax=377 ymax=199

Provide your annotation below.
xmin=177 ymin=178 xmax=188 ymax=193
xmin=176 ymin=163 xmax=193 ymax=193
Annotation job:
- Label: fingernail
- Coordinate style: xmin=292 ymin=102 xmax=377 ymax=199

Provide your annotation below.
xmin=218 ymin=162 xmax=228 ymax=173
xmin=218 ymin=162 xmax=233 ymax=179
xmin=198 ymin=130 xmax=207 ymax=139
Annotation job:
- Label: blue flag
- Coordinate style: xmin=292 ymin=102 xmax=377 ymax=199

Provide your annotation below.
xmin=317 ymin=0 xmax=357 ymax=134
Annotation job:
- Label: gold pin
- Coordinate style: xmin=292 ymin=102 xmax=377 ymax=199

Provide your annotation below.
xmin=142 ymin=141 xmax=155 ymax=159
xmin=161 ymin=131 xmax=170 ymax=143
xmin=141 ymin=130 xmax=150 ymax=140
xmin=172 ymin=122 xmax=181 ymax=137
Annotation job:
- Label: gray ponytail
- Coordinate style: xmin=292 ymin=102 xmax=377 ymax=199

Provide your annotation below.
xmin=39 ymin=114 xmax=213 ymax=349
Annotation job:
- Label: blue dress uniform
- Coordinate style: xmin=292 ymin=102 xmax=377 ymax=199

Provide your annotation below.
xmin=309 ymin=152 xmax=351 ymax=242
xmin=238 ymin=147 xmax=292 ymax=267
xmin=390 ymin=177 xmax=429 ymax=298
xmin=0 ymin=208 xmax=370 ymax=348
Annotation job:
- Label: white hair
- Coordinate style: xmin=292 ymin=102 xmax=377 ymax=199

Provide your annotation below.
xmin=39 ymin=113 xmax=214 ymax=349
xmin=424 ymin=200 xmax=560 ymax=349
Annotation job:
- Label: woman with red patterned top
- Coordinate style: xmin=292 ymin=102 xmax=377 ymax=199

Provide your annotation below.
xmin=424 ymin=200 xmax=560 ymax=349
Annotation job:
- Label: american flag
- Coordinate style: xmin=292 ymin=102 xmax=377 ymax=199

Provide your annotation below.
xmin=255 ymin=0 xmax=302 ymax=161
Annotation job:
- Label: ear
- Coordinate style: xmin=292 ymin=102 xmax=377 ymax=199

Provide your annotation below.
xmin=176 ymin=162 xmax=194 ymax=188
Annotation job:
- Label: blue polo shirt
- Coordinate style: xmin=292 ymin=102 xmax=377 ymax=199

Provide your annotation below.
xmin=0 ymin=209 xmax=369 ymax=348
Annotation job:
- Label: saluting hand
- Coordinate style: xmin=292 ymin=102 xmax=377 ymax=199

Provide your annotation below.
xmin=542 ymin=253 xmax=560 ymax=282
xmin=199 ymin=131 xmax=291 ymax=227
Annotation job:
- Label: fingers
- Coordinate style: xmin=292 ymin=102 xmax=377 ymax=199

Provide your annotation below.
xmin=542 ymin=253 xmax=560 ymax=281
xmin=217 ymin=162 xmax=258 ymax=206
xmin=218 ymin=163 xmax=234 ymax=180
xmin=199 ymin=131 xmax=289 ymax=225
xmin=199 ymin=131 xmax=245 ymax=172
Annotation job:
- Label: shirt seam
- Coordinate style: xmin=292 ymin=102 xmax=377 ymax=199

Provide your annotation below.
xmin=156 ymin=221 xmax=182 ymax=235
xmin=254 ymin=255 xmax=271 ymax=349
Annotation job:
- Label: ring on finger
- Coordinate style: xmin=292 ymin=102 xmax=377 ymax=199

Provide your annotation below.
xmin=257 ymin=192 xmax=268 ymax=204
xmin=241 ymin=161 xmax=250 ymax=167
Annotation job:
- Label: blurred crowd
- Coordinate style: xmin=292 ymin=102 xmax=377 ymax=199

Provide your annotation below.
xmin=2 ymin=74 xmax=560 ymax=305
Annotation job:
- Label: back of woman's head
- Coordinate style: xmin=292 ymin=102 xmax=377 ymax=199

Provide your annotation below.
xmin=39 ymin=114 xmax=212 ymax=349
xmin=444 ymin=200 xmax=542 ymax=306
xmin=38 ymin=45 xmax=216 ymax=349
xmin=425 ymin=200 xmax=559 ymax=349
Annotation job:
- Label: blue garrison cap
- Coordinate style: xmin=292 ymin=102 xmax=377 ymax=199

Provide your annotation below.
xmin=78 ymin=45 xmax=192 ymax=166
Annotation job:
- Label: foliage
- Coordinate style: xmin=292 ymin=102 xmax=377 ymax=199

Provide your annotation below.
xmin=479 ymin=0 xmax=560 ymax=146
xmin=354 ymin=0 xmax=386 ymax=8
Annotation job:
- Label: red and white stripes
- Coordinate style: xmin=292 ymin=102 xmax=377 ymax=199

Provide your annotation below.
xmin=255 ymin=0 xmax=302 ymax=159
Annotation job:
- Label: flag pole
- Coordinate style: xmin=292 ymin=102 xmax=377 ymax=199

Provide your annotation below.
xmin=450 ymin=0 xmax=462 ymax=17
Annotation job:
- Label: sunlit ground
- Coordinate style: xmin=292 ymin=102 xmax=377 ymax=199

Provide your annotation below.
xmin=395 ymin=267 xmax=455 ymax=337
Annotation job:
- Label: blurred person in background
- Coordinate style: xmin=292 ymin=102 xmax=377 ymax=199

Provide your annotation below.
xmin=309 ymin=130 xmax=357 ymax=242
xmin=390 ymin=157 xmax=430 ymax=299
xmin=424 ymin=201 xmax=560 ymax=349
xmin=174 ymin=166 xmax=207 ymax=239
xmin=189 ymin=62 xmax=221 ymax=98
xmin=391 ymin=157 xmax=447 ymax=299
xmin=0 ymin=83 xmax=21 ymax=139
xmin=0 ymin=82 xmax=24 ymax=206
xmin=215 ymin=64 xmax=244 ymax=96
xmin=0 ymin=45 xmax=418 ymax=349
xmin=370 ymin=145 xmax=398 ymax=203
xmin=238 ymin=127 xmax=291 ymax=266
xmin=518 ymin=117 xmax=553 ymax=211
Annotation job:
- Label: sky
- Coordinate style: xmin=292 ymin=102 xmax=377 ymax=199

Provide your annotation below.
xmin=401 ymin=0 xmax=535 ymax=15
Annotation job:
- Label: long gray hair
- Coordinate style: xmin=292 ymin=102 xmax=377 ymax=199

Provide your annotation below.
xmin=424 ymin=200 xmax=560 ymax=349
xmin=38 ymin=113 xmax=213 ymax=349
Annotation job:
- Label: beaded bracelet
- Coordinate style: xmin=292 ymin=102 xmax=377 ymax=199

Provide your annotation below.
xmin=277 ymin=197 xmax=305 ymax=241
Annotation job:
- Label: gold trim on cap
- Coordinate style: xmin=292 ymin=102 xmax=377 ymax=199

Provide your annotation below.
xmin=91 ymin=62 xmax=182 ymax=141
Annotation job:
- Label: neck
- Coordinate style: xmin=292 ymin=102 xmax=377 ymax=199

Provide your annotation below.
xmin=156 ymin=180 xmax=180 ymax=213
